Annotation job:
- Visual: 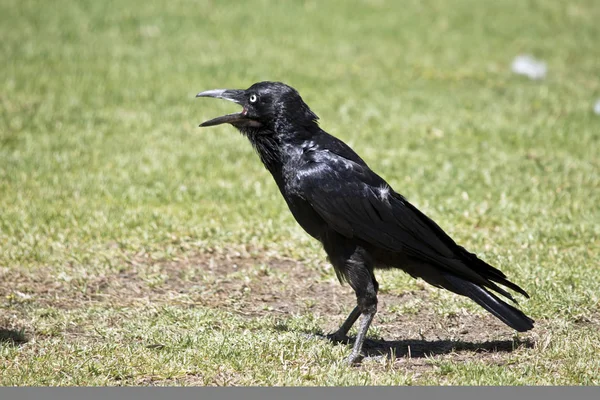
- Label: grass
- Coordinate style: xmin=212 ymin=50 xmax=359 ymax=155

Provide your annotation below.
xmin=1 ymin=0 xmax=599 ymax=386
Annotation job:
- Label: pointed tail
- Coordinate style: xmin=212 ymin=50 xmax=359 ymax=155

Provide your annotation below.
xmin=444 ymin=274 xmax=534 ymax=332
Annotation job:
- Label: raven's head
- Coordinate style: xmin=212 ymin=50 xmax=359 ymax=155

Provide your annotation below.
xmin=196 ymin=81 xmax=319 ymax=134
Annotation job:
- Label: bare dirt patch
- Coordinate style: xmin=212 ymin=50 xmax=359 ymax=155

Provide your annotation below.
xmin=1 ymin=250 xmax=544 ymax=371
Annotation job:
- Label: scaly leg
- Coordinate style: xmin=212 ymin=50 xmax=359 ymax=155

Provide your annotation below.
xmin=321 ymin=235 xmax=378 ymax=365
xmin=328 ymin=306 xmax=360 ymax=342
xmin=346 ymin=308 xmax=377 ymax=365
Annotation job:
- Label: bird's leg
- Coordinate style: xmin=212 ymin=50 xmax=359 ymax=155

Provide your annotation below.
xmin=321 ymin=238 xmax=378 ymax=365
xmin=345 ymin=261 xmax=379 ymax=365
xmin=328 ymin=306 xmax=360 ymax=342
xmin=346 ymin=308 xmax=377 ymax=365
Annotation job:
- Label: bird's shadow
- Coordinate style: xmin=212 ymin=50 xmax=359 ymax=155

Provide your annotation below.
xmin=307 ymin=332 xmax=534 ymax=359
xmin=0 ymin=328 xmax=28 ymax=346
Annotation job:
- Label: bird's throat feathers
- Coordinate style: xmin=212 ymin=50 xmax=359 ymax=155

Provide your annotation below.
xmin=246 ymin=132 xmax=283 ymax=172
xmin=238 ymin=110 xmax=320 ymax=173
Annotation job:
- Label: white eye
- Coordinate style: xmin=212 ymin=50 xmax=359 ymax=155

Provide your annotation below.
xmin=249 ymin=94 xmax=258 ymax=103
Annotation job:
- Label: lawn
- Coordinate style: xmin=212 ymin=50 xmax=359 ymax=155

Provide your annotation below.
xmin=1 ymin=0 xmax=599 ymax=385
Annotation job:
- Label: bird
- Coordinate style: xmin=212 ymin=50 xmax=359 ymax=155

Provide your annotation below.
xmin=196 ymin=81 xmax=534 ymax=365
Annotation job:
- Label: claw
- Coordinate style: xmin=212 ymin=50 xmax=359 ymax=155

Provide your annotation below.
xmin=326 ymin=332 xmax=352 ymax=344
xmin=346 ymin=351 xmax=364 ymax=365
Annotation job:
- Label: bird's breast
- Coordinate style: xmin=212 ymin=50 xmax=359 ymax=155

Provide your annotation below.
xmin=280 ymin=189 xmax=325 ymax=240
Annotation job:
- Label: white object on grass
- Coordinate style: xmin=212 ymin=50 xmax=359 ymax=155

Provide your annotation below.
xmin=511 ymin=55 xmax=547 ymax=80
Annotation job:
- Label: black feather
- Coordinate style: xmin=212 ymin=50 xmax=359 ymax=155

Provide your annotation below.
xmin=444 ymin=274 xmax=534 ymax=332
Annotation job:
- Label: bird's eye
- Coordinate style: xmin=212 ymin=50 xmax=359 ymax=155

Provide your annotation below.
xmin=249 ymin=94 xmax=258 ymax=103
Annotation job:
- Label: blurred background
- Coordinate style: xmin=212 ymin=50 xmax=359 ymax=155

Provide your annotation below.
xmin=1 ymin=0 xmax=599 ymax=385
xmin=2 ymin=0 xmax=598 ymax=259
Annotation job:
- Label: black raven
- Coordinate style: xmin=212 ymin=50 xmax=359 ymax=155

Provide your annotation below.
xmin=196 ymin=81 xmax=534 ymax=364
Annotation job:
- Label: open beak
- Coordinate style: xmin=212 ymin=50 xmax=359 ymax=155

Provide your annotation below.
xmin=196 ymin=89 xmax=248 ymax=127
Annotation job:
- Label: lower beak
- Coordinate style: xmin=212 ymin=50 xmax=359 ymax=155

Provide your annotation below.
xmin=196 ymin=89 xmax=248 ymax=127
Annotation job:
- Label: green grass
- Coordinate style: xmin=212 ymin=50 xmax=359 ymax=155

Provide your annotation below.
xmin=1 ymin=0 xmax=600 ymax=386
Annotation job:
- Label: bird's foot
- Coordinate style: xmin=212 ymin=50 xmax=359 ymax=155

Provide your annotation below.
xmin=345 ymin=352 xmax=386 ymax=366
xmin=326 ymin=331 xmax=352 ymax=345
xmin=346 ymin=350 xmax=364 ymax=366
xmin=302 ymin=332 xmax=349 ymax=344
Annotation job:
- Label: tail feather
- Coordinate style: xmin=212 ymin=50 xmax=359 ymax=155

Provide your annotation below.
xmin=458 ymin=246 xmax=530 ymax=299
xmin=445 ymin=274 xmax=534 ymax=332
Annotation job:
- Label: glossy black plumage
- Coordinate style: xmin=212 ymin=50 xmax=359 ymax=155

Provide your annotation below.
xmin=196 ymin=81 xmax=534 ymax=364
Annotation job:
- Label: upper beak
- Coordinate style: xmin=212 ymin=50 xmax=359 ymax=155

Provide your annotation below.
xmin=196 ymin=89 xmax=248 ymax=127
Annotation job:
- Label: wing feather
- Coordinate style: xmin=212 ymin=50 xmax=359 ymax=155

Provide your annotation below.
xmin=295 ymin=157 xmax=521 ymax=299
